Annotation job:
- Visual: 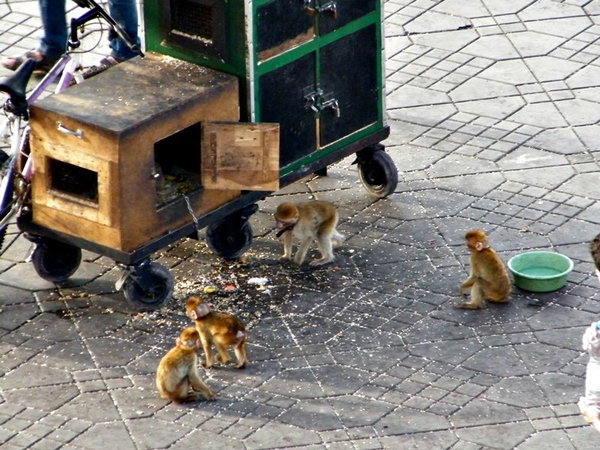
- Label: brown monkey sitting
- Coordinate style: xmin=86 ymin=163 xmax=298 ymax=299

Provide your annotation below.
xmin=274 ymin=200 xmax=345 ymax=266
xmin=456 ymin=229 xmax=511 ymax=309
xmin=185 ymin=296 xmax=248 ymax=369
xmin=156 ymin=327 xmax=215 ymax=403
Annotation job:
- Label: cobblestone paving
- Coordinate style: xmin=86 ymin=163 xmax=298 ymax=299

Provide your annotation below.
xmin=1 ymin=0 xmax=600 ymax=449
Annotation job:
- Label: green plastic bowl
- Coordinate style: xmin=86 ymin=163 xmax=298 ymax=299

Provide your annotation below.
xmin=507 ymin=251 xmax=574 ymax=292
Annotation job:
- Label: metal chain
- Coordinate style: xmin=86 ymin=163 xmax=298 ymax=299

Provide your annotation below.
xmin=182 ymin=194 xmax=201 ymax=240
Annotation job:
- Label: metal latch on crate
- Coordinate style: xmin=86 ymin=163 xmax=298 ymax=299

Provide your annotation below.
xmin=304 ymin=89 xmax=341 ymax=118
xmin=303 ymin=0 xmax=338 ymax=18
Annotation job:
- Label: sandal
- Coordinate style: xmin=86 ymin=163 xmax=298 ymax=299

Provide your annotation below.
xmin=1 ymin=49 xmax=59 ymax=73
xmin=80 ymin=56 xmax=121 ymax=80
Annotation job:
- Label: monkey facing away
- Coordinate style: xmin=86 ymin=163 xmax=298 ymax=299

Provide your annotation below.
xmin=456 ymin=229 xmax=512 ymax=310
xmin=274 ymin=200 xmax=345 ymax=266
xmin=185 ymin=296 xmax=248 ymax=369
xmin=156 ymin=327 xmax=215 ymax=403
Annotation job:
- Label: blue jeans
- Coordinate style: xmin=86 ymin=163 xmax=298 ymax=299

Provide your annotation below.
xmin=38 ymin=0 xmax=140 ymax=61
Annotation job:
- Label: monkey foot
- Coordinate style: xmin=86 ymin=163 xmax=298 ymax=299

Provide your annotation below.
xmin=203 ymin=393 xmax=216 ymax=401
xmin=180 ymin=392 xmax=201 ymax=402
xmin=454 ymin=302 xmax=482 ymax=310
xmin=309 ymin=259 xmax=333 ymax=267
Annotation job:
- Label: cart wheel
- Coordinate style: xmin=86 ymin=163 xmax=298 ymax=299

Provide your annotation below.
xmin=122 ymin=262 xmax=173 ymax=311
xmin=206 ymin=219 xmax=253 ymax=260
xmin=357 ymin=147 xmax=398 ymax=198
xmin=31 ymin=239 xmax=82 ymax=283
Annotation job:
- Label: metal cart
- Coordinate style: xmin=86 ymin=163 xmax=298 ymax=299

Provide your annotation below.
xmin=18 ymin=0 xmax=398 ymax=310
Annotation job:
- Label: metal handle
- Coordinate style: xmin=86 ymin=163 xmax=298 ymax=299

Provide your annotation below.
xmin=323 ymin=99 xmax=340 ymax=118
xmin=303 ymin=1 xmax=337 ymax=18
xmin=320 ymin=2 xmax=338 ymax=18
xmin=303 ymin=0 xmax=316 ymax=16
xmin=56 ymin=122 xmax=83 ymax=138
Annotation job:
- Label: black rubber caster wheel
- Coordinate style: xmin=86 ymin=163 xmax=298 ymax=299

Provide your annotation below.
xmin=206 ymin=219 xmax=253 ymax=260
xmin=31 ymin=239 xmax=82 ymax=283
xmin=206 ymin=205 xmax=257 ymax=260
xmin=121 ymin=262 xmax=173 ymax=311
xmin=357 ymin=146 xmax=398 ymax=198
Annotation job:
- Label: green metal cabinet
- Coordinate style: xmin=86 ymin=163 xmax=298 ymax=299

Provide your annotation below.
xmin=143 ymin=0 xmax=389 ymax=180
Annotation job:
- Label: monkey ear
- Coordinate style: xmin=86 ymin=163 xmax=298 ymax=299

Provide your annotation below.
xmin=475 ymin=242 xmax=484 ymax=251
xmin=176 ymin=337 xmax=182 ymax=347
xmin=188 ymin=310 xmax=198 ymax=320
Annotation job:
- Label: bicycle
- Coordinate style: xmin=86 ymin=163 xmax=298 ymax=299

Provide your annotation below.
xmin=0 ymin=0 xmax=143 ymax=252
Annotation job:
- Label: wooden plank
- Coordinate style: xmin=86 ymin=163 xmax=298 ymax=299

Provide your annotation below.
xmin=201 ymin=122 xmax=280 ymax=191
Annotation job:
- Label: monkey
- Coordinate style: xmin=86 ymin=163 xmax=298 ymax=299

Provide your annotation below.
xmin=274 ymin=200 xmax=345 ymax=266
xmin=590 ymin=233 xmax=600 ymax=283
xmin=578 ymin=321 xmax=600 ymax=434
xmin=185 ymin=296 xmax=248 ymax=369
xmin=156 ymin=327 xmax=215 ymax=403
xmin=456 ymin=229 xmax=511 ymax=310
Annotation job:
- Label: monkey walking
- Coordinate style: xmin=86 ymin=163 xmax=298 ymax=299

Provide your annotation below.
xmin=456 ymin=229 xmax=511 ymax=310
xmin=156 ymin=327 xmax=215 ymax=403
xmin=274 ymin=200 xmax=345 ymax=266
xmin=185 ymin=296 xmax=248 ymax=369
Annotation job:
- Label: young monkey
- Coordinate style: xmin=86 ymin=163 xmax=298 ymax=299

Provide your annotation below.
xmin=577 ymin=233 xmax=600 ymax=434
xmin=274 ymin=200 xmax=345 ymax=266
xmin=185 ymin=296 xmax=248 ymax=369
xmin=156 ymin=327 xmax=215 ymax=403
xmin=456 ymin=229 xmax=511 ymax=310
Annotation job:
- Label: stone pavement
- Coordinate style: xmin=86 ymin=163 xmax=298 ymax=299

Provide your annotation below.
xmin=1 ymin=0 xmax=600 ymax=448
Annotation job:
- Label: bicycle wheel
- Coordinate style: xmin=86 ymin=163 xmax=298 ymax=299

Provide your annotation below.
xmin=0 ymin=169 xmax=16 ymax=251
xmin=0 ymin=128 xmax=31 ymax=250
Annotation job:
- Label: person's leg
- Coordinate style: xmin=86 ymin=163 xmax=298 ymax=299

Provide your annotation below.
xmin=38 ymin=0 xmax=68 ymax=59
xmin=107 ymin=0 xmax=141 ymax=61
xmin=1 ymin=0 xmax=67 ymax=71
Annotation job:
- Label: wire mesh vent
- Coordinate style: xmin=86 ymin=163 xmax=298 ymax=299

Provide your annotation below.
xmin=171 ymin=0 xmax=213 ymax=41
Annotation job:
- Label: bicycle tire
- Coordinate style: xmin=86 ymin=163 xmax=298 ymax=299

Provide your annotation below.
xmin=0 ymin=169 xmax=16 ymax=251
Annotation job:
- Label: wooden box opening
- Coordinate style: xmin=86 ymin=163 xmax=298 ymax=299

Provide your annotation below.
xmin=154 ymin=122 xmax=202 ymax=208
xmin=48 ymin=158 xmax=99 ymax=205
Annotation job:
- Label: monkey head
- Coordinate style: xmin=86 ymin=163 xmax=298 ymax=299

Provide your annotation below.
xmin=176 ymin=327 xmax=201 ymax=350
xmin=274 ymin=202 xmax=299 ymax=228
xmin=465 ymin=229 xmax=489 ymax=253
xmin=185 ymin=297 xmax=211 ymax=320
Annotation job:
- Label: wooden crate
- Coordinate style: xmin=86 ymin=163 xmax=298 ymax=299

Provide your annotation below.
xmin=29 ymin=52 xmax=247 ymax=252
